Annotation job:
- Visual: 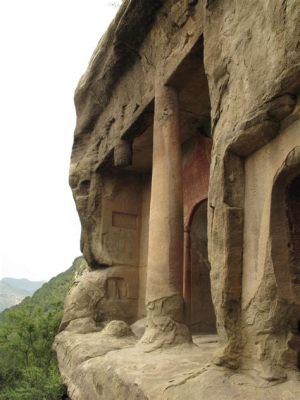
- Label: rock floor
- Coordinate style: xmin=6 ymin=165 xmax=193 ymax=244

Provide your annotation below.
xmin=54 ymin=331 xmax=300 ymax=400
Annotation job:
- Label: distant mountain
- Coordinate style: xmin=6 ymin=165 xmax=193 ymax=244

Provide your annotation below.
xmin=0 ymin=277 xmax=45 ymax=312
xmin=2 ymin=277 xmax=45 ymax=294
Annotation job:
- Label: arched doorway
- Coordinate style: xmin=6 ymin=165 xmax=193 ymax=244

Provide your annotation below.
xmin=287 ymin=175 xmax=300 ymax=368
xmin=286 ymin=175 xmax=300 ymax=297
xmin=188 ymin=200 xmax=216 ymax=333
xmin=270 ymin=148 xmax=300 ymax=371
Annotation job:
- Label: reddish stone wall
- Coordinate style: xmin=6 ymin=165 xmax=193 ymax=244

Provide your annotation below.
xmin=183 ymin=135 xmax=212 ymax=229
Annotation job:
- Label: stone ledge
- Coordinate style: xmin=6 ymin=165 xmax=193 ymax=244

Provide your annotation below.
xmin=54 ymin=329 xmax=300 ymax=400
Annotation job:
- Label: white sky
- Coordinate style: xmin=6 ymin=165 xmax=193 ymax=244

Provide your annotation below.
xmin=0 ymin=1 xmax=120 ymax=281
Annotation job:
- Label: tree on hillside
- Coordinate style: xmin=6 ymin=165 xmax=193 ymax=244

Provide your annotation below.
xmin=0 ymin=257 xmax=87 ymax=400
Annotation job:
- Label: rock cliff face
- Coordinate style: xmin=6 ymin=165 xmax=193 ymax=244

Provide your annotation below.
xmin=55 ymin=0 xmax=300 ymax=398
xmin=204 ymin=0 xmax=300 ymax=376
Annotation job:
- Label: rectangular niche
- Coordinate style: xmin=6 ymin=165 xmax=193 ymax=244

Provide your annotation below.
xmin=112 ymin=212 xmax=138 ymax=230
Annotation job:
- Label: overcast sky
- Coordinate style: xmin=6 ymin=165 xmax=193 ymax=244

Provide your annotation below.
xmin=0 ymin=1 xmax=120 ymax=281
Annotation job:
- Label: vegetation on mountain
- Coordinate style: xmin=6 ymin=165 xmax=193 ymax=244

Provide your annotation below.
xmin=0 ymin=256 xmax=87 ymax=400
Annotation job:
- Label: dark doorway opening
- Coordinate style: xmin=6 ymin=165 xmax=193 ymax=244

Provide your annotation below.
xmin=189 ymin=200 xmax=216 ymax=334
xmin=286 ymin=175 xmax=300 ymax=292
xmin=286 ymin=175 xmax=300 ymax=369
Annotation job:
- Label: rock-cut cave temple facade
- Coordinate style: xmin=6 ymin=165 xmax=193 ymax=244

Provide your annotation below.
xmin=54 ymin=1 xmax=300 ymax=399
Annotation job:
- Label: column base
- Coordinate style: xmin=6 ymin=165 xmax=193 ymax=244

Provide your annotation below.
xmin=138 ymin=294 xmax=192 ymax=352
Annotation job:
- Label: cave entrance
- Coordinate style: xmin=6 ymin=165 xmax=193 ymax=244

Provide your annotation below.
xmin=286 ymin=175 xmax=300 ymax=295
xmin=271 ymin=152 xmax=300 ymax=370
xmin=188 ymin=200 xmax=216 ymax=334
xmin=286 ymin=174 xmax=300 ymax=368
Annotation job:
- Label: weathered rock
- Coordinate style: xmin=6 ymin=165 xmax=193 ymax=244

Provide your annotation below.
xmin=59 ymin=266 xmax=139 ymax=333
xmin=101 ymin=320 xmax=132 ymax=337
xmin=55 ymin=0 xmax=300 ymax=398
xmin=54 ymin=330 xmax=300 ymax=399
xmin=131 ymin=317 xmax=146 ymax=338
xmin=204 ymin=0 xmax=300 ymax=376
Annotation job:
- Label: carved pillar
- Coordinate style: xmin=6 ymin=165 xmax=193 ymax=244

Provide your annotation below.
xmin=140 ymin=83 xmax=191 ymax=349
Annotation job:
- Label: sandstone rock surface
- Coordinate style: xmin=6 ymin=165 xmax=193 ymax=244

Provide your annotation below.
xmin=55 ymin=0 xmax=300 ymax=398
xmin=54 ymin=330 xmax=300 ymax=399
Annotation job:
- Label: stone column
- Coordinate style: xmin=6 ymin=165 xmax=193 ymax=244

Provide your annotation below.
xmin=140 ymin=83 xmax=191 ymax=350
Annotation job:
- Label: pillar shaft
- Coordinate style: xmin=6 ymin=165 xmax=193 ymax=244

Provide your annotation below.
xmin=146 ymin=83 xmax=184 ymax=315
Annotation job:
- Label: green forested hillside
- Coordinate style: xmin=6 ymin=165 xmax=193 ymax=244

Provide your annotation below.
xmin=0 ymin=256 xmax=87 ymax=400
